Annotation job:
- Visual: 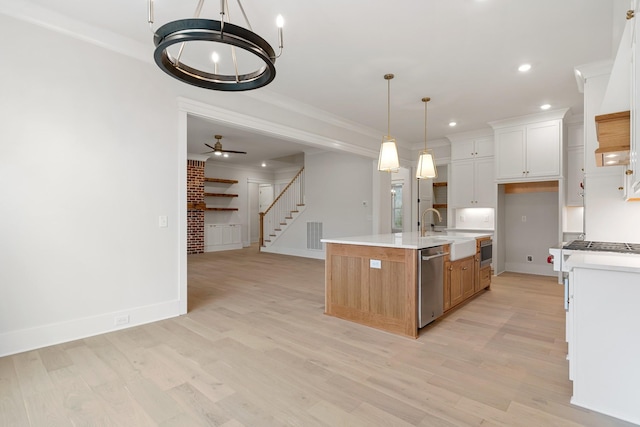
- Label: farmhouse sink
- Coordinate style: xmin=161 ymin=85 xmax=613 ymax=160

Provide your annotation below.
xmin=435 ymin=237 xmax=476 ymax=261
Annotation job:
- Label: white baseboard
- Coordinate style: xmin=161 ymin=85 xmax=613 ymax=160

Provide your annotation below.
xmin=0 ymin=300 xmax=181 ymax=357
xmin=260 ymin=245 xmax=325 ymax=260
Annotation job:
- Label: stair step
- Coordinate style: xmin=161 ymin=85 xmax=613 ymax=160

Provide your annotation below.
xmin=274 ymin=228 xmax=282 ymax=231
xmin=285 ymin=216 xmax=293 ymax=220
xmin=291 ymin=211 xmax=299 ymax=213
xmin=297 ymin=204 xmax=305 ymax=207
xmin=264 ymin=239 xmax=271 ymax=243
xmin=269 ymin=234 xmax=276 ymax=237
xmin=280 ymin=222 xmax=287 ymax=225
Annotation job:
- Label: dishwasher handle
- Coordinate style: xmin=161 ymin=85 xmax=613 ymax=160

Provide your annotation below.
xmin=421 ymin=252 xmax=449 ymax=261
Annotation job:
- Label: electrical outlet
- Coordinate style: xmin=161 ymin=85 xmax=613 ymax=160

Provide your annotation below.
xmin=369 ymin=259 xmax=381 ymax=269
xmin=158 ymin=215 xmax=168 ymax=228
xmin=522 ymin=215 xmax=527 ymax=222
xmin=526 ymin=255 xmax=533 ymax=262
xmin=114 ymin=315 xmax=130 ymax=326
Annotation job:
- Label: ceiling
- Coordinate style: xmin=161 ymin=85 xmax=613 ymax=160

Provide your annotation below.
xmin=17 ymin=0 xmax=619 ymax=167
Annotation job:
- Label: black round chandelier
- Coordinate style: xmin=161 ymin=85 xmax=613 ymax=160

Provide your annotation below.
xmin=148 ymin=0 xmax=283 ymax=91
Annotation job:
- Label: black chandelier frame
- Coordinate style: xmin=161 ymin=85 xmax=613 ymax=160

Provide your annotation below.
xmin=153 ymin=18 xmax=277 ymax=91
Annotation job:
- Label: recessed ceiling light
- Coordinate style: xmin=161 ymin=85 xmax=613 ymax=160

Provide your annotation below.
xmin=540 ymin=104 xmax=551 ymax=110
xmin=449 ymin=121 xmax=457 ymax=127
xmin=518 ymin=63 xmax=531 ymax=72
xmin=261 ymin=162 xmax=267 ymax=167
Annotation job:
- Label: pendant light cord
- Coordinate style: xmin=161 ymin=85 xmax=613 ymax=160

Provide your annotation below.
xmin=423 ymin=97 xmax=431 ymax=151
xmin=384 ymin=74 xmax=394 ymax=138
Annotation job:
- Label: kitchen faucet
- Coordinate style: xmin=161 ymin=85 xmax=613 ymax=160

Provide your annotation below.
xmin=421 ymin=208 xmax=442 ymax=236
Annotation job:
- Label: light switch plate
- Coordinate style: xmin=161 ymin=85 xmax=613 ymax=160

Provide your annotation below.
xmin=159 ymin=215 xmax=168 ymax=227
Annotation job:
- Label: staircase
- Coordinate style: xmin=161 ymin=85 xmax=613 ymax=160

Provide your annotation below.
xmin=259 ymin=167 xmax=305 ymax=248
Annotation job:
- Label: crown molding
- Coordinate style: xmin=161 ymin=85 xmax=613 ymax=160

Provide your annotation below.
xmin=0 ymin=1 xmax=151 ymax=64
xmin=488 ymin=108 xmax=570 ymax=129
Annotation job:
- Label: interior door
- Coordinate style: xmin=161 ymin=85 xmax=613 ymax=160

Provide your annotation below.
xmin=259 ymin=184 xmax=274 ymax=212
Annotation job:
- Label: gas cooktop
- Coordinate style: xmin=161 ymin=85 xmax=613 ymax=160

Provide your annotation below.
xmin=563 ymin=240 xmax=640 ymax=254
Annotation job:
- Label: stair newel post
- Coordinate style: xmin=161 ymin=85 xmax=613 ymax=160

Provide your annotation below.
xmin=259 ymin=211 xmax=265 ymax=250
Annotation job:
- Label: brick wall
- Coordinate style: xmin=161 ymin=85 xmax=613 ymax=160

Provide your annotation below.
xmin=187 ymin=160 xmax=205 ymax=254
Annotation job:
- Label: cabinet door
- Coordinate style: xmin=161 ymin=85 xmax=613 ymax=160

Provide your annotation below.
xmin=567 ymin=147 xmax=584 ymax=206
xmin=451 ymin=140 xmax=476 ymax=161
xmin=496 ymin=127 xmax=526 ymax=179
xmin=230 ymin=224 xmax=241 ymax=244
xmin=449 ymin=261 xmax=465 ymax=307
xmin=450 ymin=160 xmax=475 ymax=207
xmin=474 ymin=158 xmax=495 ymax=206
xmin=207 ymin=225 xmax=224 ymax=246
xmin=460 ymin=257 xmax=475 ymax=300
xmin=526 ymin=120 xmax=561 ymax=178
xmin=474 ymin=137 xmax=494 ymax=158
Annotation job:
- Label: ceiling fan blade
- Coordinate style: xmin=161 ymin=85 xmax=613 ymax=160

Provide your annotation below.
xmin=204 ymin=143 xmax=216 ymax=151
xmin=202 ymin=150 xmax=215 ymax=154
xmin=221 ymin=149 xmax=247 ymax=154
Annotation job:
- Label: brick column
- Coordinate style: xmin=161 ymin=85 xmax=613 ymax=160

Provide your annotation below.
xmin=187 ymin=160 xmax=205 ymax=254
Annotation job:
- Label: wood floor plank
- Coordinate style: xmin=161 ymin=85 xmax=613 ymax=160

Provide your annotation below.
xmin=0 ymin=357 xmax=30 ymax=426
xmin=0 ymin=246 xmax=636 ymax=426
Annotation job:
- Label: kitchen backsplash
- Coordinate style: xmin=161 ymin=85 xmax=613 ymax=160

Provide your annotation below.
xmin=453 ymin=208 xmax=494 ymax=230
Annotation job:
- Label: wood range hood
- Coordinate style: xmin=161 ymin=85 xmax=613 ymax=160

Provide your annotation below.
xmin=594 ymin=110 xmax=630 ymax=167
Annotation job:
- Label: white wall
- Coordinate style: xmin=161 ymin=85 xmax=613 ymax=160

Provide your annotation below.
xmin=0 ymin=12 xmax=387 ymax=356
xmin=0 ymin=15 xmax=182 ymax=356
xmin=503 ymin=192 xmax=558 ymax=276
xmin=582 ymin=68 xmax=640 ymax=243
xmin=264 ymin=151 xmax=374 ymax=258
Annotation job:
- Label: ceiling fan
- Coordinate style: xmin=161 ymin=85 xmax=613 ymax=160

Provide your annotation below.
xmin=203 ymin=135 xmax=247 ymax=157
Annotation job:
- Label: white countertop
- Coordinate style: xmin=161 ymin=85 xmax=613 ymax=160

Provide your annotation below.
xmin=565 ymin=252 xmax=640 ymax=274
xmin=321 ymin=231 xmax=492 ymax=250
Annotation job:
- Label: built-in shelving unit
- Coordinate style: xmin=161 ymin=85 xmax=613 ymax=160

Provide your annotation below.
xmin=433 ymin=181 xmax=448 ymax=209
xmin=197 ymin=177 xmax=240 ymax=211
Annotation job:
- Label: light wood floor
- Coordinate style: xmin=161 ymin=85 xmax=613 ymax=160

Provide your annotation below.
xmin=1 ymin=246 xmax=635 ymax=426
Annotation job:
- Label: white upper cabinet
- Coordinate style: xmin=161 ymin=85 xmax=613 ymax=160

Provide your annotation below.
xmin=448 ymin=130 xmax=495 ymax=208
xmin=490 ymin=110 xmax=568 ymax=182
xmin=450 ymin=136 xmax=494 ymax=161
xmin=450 ymin=158 xmax=495 ymax=207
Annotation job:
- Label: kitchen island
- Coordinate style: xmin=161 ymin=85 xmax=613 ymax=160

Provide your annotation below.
xmin=322 ymin=231 xmax=492 ymax=338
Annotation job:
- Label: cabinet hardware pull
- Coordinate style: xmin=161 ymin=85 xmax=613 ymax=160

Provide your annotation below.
xmin=462 ymin=267 xmax=468 ymax=270
xmin=627 ymin=10 xmax=635 ymax=19
xmin=626 ymin=169 xmax=633 ymax=175
xmin=618 ymin=187 xmax=624 ymax=191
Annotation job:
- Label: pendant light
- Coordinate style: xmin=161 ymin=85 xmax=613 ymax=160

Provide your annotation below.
xmin=416 ymin=97 xmax=437 ymax=179
xmin=377 ymin=74 xmax=400 ymax=172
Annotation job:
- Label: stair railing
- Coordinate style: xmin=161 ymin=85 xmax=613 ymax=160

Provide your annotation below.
xmin=259 ymin=167 xmax=305 ymax=248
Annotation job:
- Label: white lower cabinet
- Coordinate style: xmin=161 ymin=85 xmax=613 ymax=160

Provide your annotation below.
xmin=569 ymin=266 xmax=640 ymax=425
xmin=205 ymin=224 xmax=242 ymax=252
xmin=450 ymin=158 xmax=494 ymax=207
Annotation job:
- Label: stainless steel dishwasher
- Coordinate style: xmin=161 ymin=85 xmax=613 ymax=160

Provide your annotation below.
xmin=419 ymin=245 xmax=447 ymax=328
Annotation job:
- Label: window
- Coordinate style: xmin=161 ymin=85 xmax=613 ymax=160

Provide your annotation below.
xmin=391 ymin=183 xmax=403 ymax=232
